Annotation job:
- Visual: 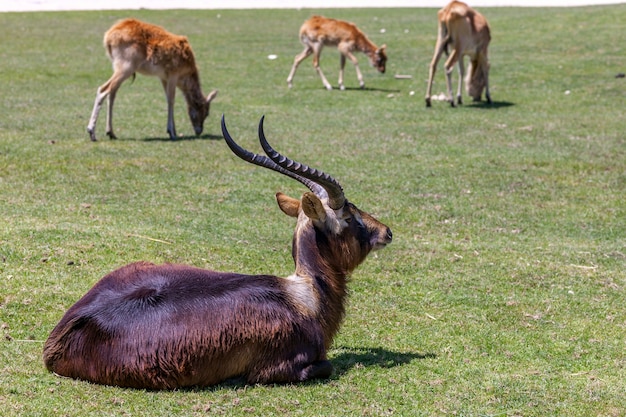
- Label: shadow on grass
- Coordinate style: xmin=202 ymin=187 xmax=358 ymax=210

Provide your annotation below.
xmin=141 ymin=133 xmax=223 ymax=142
xmin=425 ymin=100 xmax=514 ymax=109
xmin=340 ymin=86 xmax=402 ymax=93
xmin=467 ymin=100 xmax=515 ymax=109
xmin=331 ymin=345 xmax=435 ymax=377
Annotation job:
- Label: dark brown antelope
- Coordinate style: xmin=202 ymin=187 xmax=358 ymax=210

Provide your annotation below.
xmin=286 ymin=15 xmax=387 ymax=90
xmin=43 ymin=115 xmax=392 ymax=389
xmin=87 ymin=18 xmax=218 ymax=141
xmin=425 ymin=1 xmax=491 ymax=107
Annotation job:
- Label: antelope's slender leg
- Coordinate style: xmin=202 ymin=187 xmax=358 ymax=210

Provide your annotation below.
xmin=425 ymin=28 xmax=448 ymax=107
xmin=287 ymin=45 xmax=313 ymax=88
xmin=339 ymin=45 xmax=364 ymax=89
xmin=482 ymin=54 xmax=492 ymax=104
xmin=87 ymin=85 xmax=108 ymax=141
xmin=161 ymin=78 xmax=178 ymax=139
xmin=338 ymin=54 xmax=346 ymax=90
xmin=311 ymin=43 xmax=332 ymax=91
xmin=87 ymin=67 xmax=133 ymax=141
xmin=443 ymin=47 xmax=460 ymax=107
xmin=456 ymin=55 xmax=465 ymax=106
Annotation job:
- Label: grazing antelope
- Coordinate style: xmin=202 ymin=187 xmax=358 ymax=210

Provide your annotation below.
xmin=286 ymin=16 xmax=387 ymax=90
xmin=87 ymin=18 xmax=218 ymax=141
xmin=43 ymin=115 xmax=392 ymax=389
xmin=425 ymin=1 xmax=491 ymax=107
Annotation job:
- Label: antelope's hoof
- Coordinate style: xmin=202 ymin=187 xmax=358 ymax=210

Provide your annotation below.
xmin=106 ymin=131 xmax=117 ymax=140
xmin=300 ymin=360 xmax=333 ymax=381
xmin=88 ymin=129 xmax=97 ymax=142
xmin=425 ymin=98 xmax=432 ymax=107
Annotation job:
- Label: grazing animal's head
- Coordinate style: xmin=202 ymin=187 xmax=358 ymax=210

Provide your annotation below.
xmin=372 ymin=45 xmax=387 ymax=74
xmin=466 ymin=59 xmax=489 ymax=102
xmin=189 ymin=89 xmax=218 ymax=136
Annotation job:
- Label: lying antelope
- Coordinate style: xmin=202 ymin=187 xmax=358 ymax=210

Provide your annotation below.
xmin=87 ymin=18 xmax=218 ymax=141
xmin=286 ymin=16 xmax=387 ymax=90
xmin=425 ymin=1 xmax=491 ymax=107
xmin=43 ymin=115 xmax=392 ymax=389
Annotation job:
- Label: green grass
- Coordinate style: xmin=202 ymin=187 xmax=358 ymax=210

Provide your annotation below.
xmin=1 ymin=5 xmax=625 ymax=416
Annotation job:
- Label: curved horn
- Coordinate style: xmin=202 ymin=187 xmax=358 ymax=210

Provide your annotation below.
xmin=257 ymin=116 xmax=346 ymax=210
xmin=221 ymin=115 xmax=324 ymax=194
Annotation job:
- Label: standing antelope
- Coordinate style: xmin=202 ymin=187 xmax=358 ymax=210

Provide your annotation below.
xmin=87 ymin=18 xmax=218 ymax=141
xmin=425 ymin=1 xmax=491 ymax=107
xmin=43 ymin=115 xmax=392 ymax=389
xmin=286 ymin=16 xmax=387 ymax=90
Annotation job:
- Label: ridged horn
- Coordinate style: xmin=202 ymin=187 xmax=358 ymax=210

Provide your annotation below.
xmin=221 ymin=115 xmax=327 ymax=197
xmin=257 ymin=116 xmax=346 ymax=210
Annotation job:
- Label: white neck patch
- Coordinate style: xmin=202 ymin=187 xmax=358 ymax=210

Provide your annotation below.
xmin=284 ymin=274 xmax=320 ymax=317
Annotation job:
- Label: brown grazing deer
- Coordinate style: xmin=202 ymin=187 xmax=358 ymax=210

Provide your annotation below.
xmin=87 ymin=18 xmax=218 ymax=141
xmin=425 ymin=1 xmax=491 ymax=107
xmin=43 ymin=115 xmax=392 ymax=389
xmin=286 ymin=16 xmax=387 ymax=90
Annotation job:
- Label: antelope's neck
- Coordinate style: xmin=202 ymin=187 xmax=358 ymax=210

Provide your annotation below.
xmin=292 ymin=227 xmax=349 ymax=347
xmin=356 ymin=36 xmax=377 ymax=55
xmin=180 ymin=72 xmax=205 ymax=107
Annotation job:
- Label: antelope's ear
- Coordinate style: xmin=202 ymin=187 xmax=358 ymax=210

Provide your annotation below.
xmin=276 ymin=192 xmax=300 ymax=218
xmin=206 ymin=89 xmax=218 ymax=103
xmin=300 ymin=192 xmax=327 ymax=222
xmin=378 ymin=44 xmax=387 ymax=53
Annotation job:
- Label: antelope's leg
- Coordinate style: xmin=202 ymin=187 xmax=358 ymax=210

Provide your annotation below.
xmin=341 ymin=49 xmax=363 ymax=89
xmin=456 ymin=55 xmax=464 ymax=105
xmin=105 ymin=67 xmax=135 ymax=139
xmin=311 ymin=44 xmax=333 ymax=91
xmin=287 ymin=46 xmax=313 ymax=88
xmin=483 ymin=55 xmax=492 ymax=104
xmin=443 ymin=48 xmax=460 ymax=107
xmin=338 ymin=54 xmax=346 ymax=90
xmin=88 ymin=70 xmax=130 ymax=141
xmin=87 ymin=85 xmax=109 ymax=141
xmin=162 ymin=78 xmax=177 ymax=139
xmin=299 ymin=360 xmax=333 ymax=381
xmin=425 ymin=34 xmax=448 ymax=107
xmin=247 ymin=343 xmax=332 ymax=384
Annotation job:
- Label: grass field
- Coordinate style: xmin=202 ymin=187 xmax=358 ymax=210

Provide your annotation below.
xmin=1 ymin=5 xmax=625 ymax=416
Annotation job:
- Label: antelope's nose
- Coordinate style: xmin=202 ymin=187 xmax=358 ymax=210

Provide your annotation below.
xmin=385 ymin=227 xmax=393 ymax=243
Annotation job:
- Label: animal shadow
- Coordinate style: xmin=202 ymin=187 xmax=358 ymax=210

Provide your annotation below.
xmin=141 ymin=132 xmax=223 ymax=142
xmin=340 ymin=86 xmax=401 ymax=93
xmin=467 ymin=100 xmax=514 ymax=109
xmin=331 ymin=346 xmax=435 ymax=377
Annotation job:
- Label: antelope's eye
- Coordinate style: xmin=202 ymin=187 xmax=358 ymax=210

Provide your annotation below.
xmin=344 ymin=217 xmax=352 ymax=224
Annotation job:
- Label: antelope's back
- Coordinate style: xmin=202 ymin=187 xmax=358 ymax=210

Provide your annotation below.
xmin=103 ymin=18 xmax=195 ymax=70
xmin=300 ymin=15 xmax=362 ymax=45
